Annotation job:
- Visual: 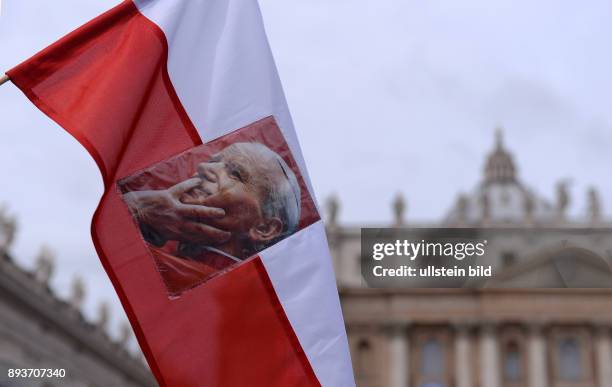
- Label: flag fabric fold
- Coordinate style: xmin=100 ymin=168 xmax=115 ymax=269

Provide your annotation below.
xmin=7 ymin=0 xmax=355 ymax=386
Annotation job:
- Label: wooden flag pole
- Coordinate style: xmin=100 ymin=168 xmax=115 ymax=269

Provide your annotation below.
xmin=0 ymin=75 xmax=10 ymax=86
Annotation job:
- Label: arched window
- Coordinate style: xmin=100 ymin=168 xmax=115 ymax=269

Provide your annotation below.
xmin=503 ymin=341 xmax=522 ymax=381
xmin=420 ymin=338 xmax=445 ymax=377
xmin=558 ymin=337 xmax=582 ymax=380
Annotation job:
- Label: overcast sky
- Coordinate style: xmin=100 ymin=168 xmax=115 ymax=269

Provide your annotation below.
xmin=1 ymin=0 xmax=611 ymax=338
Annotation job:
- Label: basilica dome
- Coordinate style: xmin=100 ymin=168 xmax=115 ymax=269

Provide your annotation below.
xmin=445 ymin=129 xmax=556 ymax=226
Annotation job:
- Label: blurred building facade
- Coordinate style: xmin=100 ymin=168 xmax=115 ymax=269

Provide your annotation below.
xmin=0 ymin=130 xmax=611 ymax=387
xmin=329 ymin=131 xmax=612 ymax=387
xmin=0 ymin=208 xmax=155 ymax=387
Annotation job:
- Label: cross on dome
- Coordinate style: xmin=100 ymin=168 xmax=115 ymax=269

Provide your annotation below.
xmin=485 ymin=127 xmax=516 ymax=184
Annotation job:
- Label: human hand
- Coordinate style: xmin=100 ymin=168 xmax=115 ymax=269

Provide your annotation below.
xmin=123 ymin=178 xmax=231 ymax=245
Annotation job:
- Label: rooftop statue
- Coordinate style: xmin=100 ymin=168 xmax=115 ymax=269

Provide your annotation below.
xmin=70 ymin=275 xmax=86 ymax=310
xmin=393 ymin=193 xmax=406 ymax=226
xmin=326 ymin=194 xmax=340 ymax=226
xmin=97 ymin=301 xmax=110 ymax=331
xmin=556 ymin=181 xmax=570 ymax=221
xmin=0 ymin=204 xmax=17 ymax=251
xmin=34 ymin=245 xmax=55 ymax=285
xmin=588 ymin=187 xmax=602 ymax=224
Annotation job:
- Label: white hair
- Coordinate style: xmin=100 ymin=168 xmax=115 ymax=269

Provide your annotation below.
xmin=178 ymin=143 xmax=302 ymax=259
xmin=245 ymin=143 xmax=301 ymax=238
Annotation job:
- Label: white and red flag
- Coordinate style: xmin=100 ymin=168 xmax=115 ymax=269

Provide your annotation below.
xmin=6 ymin=1 xmax=355 ymax=386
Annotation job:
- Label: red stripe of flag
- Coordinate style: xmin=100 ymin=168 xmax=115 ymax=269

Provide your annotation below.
xmin=8 ymin=1 xmax=320 ymax=385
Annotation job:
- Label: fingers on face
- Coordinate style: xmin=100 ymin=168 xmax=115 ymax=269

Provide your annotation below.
xmin=195 ymin=192 xmax=227 ymax=209
xmin=181 ymin=222 xmax=231 ymax=244
xmin=196 ymin=162 xmax=208 ymax=177
xmin=181 ymin=194 xmax=210 ymax=206
xmin=170 ymin=177 xmax=202 ymax=196
xmin=177 ymin=204 xmax=225 ymax=219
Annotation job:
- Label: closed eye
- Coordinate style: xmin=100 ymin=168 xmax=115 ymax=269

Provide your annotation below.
xmin=227 ymin=163 xmax=246 ymax=182
xmin=231 ymin=169 xmax=244 ymax=181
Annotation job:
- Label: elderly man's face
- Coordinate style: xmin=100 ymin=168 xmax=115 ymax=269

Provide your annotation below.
xmin=180 ymin=143 xmax=284 ymax=237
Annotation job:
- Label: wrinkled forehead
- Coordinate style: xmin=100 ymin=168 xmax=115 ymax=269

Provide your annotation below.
xmin=214 ymin=143 xmax=282 ymax=175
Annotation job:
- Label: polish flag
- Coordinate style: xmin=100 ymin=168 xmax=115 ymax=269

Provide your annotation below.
xmin=6 ymin=1 xmax=355 ymax=386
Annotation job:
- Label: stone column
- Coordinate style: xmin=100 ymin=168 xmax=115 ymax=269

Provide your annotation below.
xmin=527 ymin=323 xmax=548 ymax=387
xmin=337 ymin=242 xmax=356 ymax=286
xmin=480 ymin=324 xmax=501 ymax=387
xmin=455 ymin=323 xmax=473 ymax=387
xmin=596 ymin=325 xmax=612 ymax=387
xmin=389 ymin=323 xmax=409 ymax=387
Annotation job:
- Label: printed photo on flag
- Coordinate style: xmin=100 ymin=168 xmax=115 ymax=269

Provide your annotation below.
xmin=118 ymin=116 xmax=320 ymax=296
